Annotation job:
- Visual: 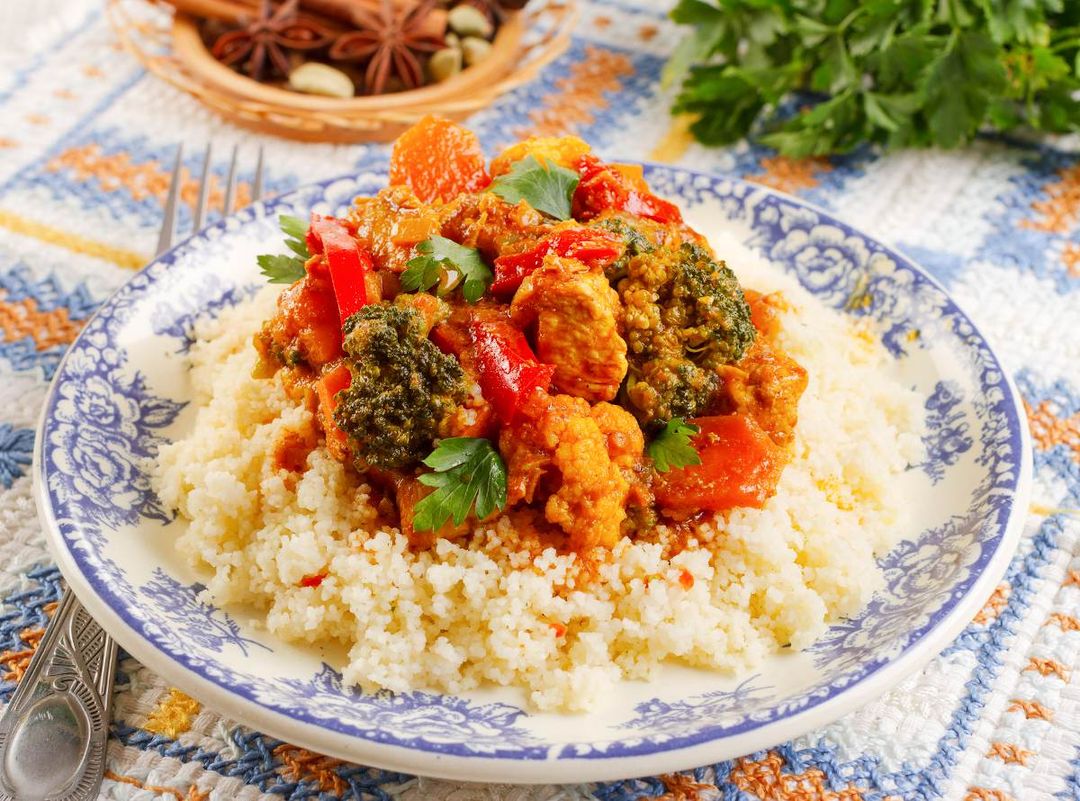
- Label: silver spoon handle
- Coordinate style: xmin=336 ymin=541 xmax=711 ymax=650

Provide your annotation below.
xmin=0 ymin=588 xmax=117 ymax=801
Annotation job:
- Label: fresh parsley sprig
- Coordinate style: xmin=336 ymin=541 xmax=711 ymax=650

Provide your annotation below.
xmin=412 ymin=437 xmax=508 ymax=532
xmin=666 ymin=0 xmax=1080 ymax=157
xmin=648 ymin=418 xmax=702 ymax=473
xmin=258 ymin=215 xmax=310 ymax=284
xmin=401 ymin=236 xmax=492 ymax=303
xmin=488 ymin=155 xmax=580 ymax=220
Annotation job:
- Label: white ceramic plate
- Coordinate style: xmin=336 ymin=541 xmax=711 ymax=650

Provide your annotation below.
xmin=34 ymin=166 xmax=1031 ymax=783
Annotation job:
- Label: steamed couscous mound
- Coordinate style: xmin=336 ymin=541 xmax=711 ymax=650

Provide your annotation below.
xmin=155 ymin=243 xmax=923 ymax=712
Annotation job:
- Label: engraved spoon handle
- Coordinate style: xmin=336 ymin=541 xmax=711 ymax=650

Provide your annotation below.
xmin=0 ymin=588 xmax=117 ymax=801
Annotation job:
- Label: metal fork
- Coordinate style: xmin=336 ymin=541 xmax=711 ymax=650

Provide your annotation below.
xmin=0 ymin=143 xmax=265 ymax=801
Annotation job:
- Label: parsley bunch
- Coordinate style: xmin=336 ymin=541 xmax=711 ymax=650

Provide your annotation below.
xmin=666 ymin=0 xmax=1080 ymax=156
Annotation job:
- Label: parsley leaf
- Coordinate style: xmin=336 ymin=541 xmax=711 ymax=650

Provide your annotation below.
xmin=412 ymin=438 xmax=508 ymax=532
xmin=488 ymin=155 xmax=580 ymax=220
xmin=667 ymin=0 xmax=1080 ymax=156
xmin=401 ymin=236 xmax=492 ymax=303
xmin=648 ymin=418 xmax=702 ymax=473
xmin=258 ymin=215 xmax=310 ymax=284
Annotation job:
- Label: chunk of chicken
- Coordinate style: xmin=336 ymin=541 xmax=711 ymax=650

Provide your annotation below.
xmin=511 ymin=256 xmax=628 ymax=402
xmin=499 ymin=392 xmax=642 ymax=551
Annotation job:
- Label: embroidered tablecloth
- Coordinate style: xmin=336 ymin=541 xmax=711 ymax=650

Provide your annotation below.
xmin=1 ymin=1 xmax=1078 ymax=799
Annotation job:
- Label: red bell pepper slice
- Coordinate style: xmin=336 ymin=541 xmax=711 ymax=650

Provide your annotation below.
xmin=653 ymin=414 xmax=785 ymax=512
xmin=469 ymin=320 xmax=555 ymax=423
xmin=491 ymin=229 xmax=622 ymax=295
xmin=307 ymin=215 xmax=372 ymax=326
xmin=571 ymin=155 xmax=683 ymax=224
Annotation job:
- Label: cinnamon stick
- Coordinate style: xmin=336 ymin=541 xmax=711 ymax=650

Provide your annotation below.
xmin=300 ymin=0 xmax=424 ymax=26
xmin=161 ymin=0 xmax=349 ymax=30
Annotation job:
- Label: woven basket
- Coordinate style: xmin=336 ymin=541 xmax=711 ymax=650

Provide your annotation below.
xmin=108 ymin=0 xmax=577 ymax=142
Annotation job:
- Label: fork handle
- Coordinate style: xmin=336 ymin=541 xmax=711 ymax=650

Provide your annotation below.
xmin=0 ymin=589 xmax=117 ymax=801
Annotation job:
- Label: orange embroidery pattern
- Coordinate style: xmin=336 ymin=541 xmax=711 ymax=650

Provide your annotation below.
xmin=729 ymin=752 xmax=870 ymax=800
xmin=1047 ymin=612 xmax=1080 ymax=632
xmin=517 ymin=46 xmax=634 ymax=139
xmin=47 ymin=144 xmax=251 ymax=212
xmin=974 ymin=583 xmax=1010 ymax=624
xmin=0 ymin=138 xmax=17 ymax=149
xmin=656 ymin=773 xmax=715 ymax=800
xmin=0 ymin=627 xmax=44 ymax=682
xmin=83 ymin=65 xmax=105 ymax=78
xmin=964 ymin=788 xmax=1015 ymax=801
xmin=639 ymin=24 xmax=659 ymax=41
xmin=104 ymin=771 xmax=209 ymax=801
xmin=1023 ymin=398 xmax=1080 ymax=462
xmin=1061 ymin=243 xmax=1080 ymax=278
xmin=748 ymin=156 xmax=833 ymax=195
xmin=0 ymin=294 xmax=84 ymax=351
xmin=1024 ymin=656 xmax=1070 ymax=681
xmin=0 ymin=601 xmax=57 ymax=683
xmin=1007 ymin=699 xmax=1053 ymax=720
xmin=1022 ymin=163 xmax=1080 ymax=233
xmin=25 ymin=114 xmax=49 ymax=126
xmin=986 ymin=742 xmax=1034 ymax=766
xmin=274 ymin=744 xmax=348 ymax=794
xmin=1065 ymin=569 xmax=1080 ymax=588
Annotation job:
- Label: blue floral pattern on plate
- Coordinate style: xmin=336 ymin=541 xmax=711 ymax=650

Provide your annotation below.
xmin=33 ymin=167 xmax=1030 ymax=780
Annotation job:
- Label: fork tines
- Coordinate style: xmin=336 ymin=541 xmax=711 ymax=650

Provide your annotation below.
xmin=156 ymin=142 xmax=266 ymax=258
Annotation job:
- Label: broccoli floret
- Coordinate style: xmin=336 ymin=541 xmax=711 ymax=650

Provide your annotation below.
xmin=669 ymin=243 xmax=756 ymax=365
xmin=627 ymin=360 xmax=721 ymax=424
xmin=619 ymin=242 xmax=754 ymax=424
xmin=334 ymin=304 xmax=466 ymax=470
xmin=590 ymin=214 xmax=655 ymax=283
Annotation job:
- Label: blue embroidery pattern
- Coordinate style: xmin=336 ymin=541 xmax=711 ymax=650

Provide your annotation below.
xmin=0 ymin=264 xmax=98 ymax=378
xmin=0 ymin=424 xmax=33 ymax=488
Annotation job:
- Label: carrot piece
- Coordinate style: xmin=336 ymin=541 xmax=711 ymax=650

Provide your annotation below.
xmin=316 ymin=364 xmax=352 ymax=461
xmin=653 ymin=414 xmax=786 ymax=512
xmin=389 ymin=115 xmax=490 ymax=203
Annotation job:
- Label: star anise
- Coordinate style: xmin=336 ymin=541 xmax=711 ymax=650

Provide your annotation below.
xmin=211 ymin=0 xmax=335 ymax=82
xmin=329 ymin=0 xmax=444 ymax=95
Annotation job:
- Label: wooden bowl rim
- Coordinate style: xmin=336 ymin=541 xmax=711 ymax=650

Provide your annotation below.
xmin=172 ymin=11 xmax=525 ymax=113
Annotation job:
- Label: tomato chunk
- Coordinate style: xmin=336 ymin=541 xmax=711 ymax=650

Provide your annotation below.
xmin=389 ymin=115 xmax=490 ymax=203
xmin=572 ymin=155 xmax=683 ymax=224
xmin=653 ymin=414 xmax=785 ymax=512
xmin=490 ymin=228 xmax=622 ymax=295
xmin=316 ymin=363 xmax=352 ymax=461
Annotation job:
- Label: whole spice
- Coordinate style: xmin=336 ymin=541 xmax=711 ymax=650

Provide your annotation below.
xmin=428 ymin=47 xmax=463 ymax=82
xmin=457 ymin=0 xmax=523 ymax=25
xmin=447 ymin=3 xmax=493 ymax=38
xmin=210 ymin=0 xmax=335 ymax=80
xmin=288 ymin=61 xmax=356 ymax=96
xmin=460 ymin=35 xmax=491 ymax=67
xmin=329 ymin=0 xmax=447 ymax=94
